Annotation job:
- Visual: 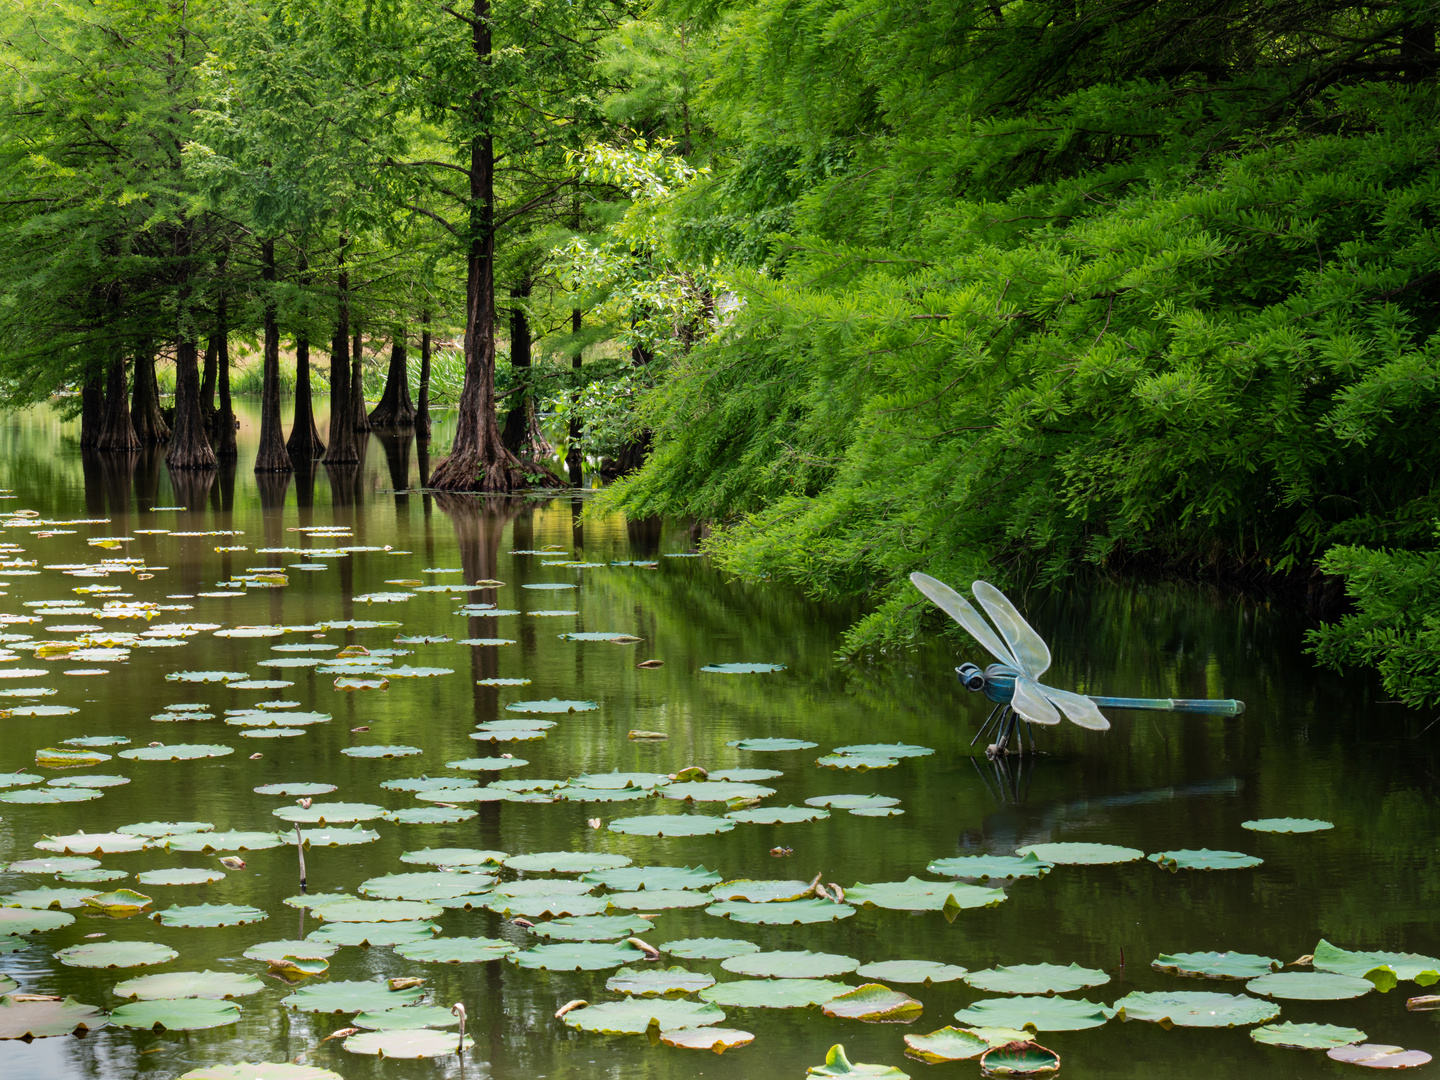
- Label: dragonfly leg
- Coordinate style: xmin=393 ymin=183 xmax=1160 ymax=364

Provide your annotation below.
xmin=1025 ymin=720 xmax=1036 ymax=755
xmin=970 ymin=702 xmax=1005 ymax=748
xmin=992 ymin=707 xmax=1019 ymax=757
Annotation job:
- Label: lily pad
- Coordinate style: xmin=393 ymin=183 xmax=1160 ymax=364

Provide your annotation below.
xmin=282 ymin=979 xmax=424 ymax=1013
xmin=167 ymin=830 xmax=284 ymax=852
xmin=980 ymin=1041 xmax=1061 ymax=1076
xmin=358 ymin=871 xmax=495 ymax=903
xmin=858 ymin=960 xmax=970 ymax=985
xmin=701 ymin=663 xmax=785 ymax=674
xmin=400 ymin=847 xmax=507 ymax=867
xmin=823 ymin=984 xmax=924 ymax=1023
xmin=904 ymin=1026 xmax=990 ymax=1062
xmin=176 ymin=1066 xmax=344 ymax=1080
xmin=35 ymin=747 xmax=111 ymax=768
xmin=341 ymin=744 xmax=421 ymax=758
xmin=583 ymin=865 xmax=722 ymax=892
xmin=708 ymin=899 xmax=856 ymax=924
xmin=445 ymin=756 xmax=527 ymax=771
xmin=504 ymin=851 xmax=632 ymax=874
xmin=1014 ymin=842 xmax=1145 ymax=865
xmin=928 ymin=854 xmax=1052 ymax=880
xmin=486 ymin=893 xmax=609 ymax=918
xmin=35 ymin=832 xmax=148 ymax=854
xmin=610 ymin=814 xmax=736 ymax=837
xmin=727 ymin=738 xmax=818 ymax=751
xmin=55 ymin=940 xmax=178 ymax=968
xmin=511 ymin=941 xmax=648 ymax=971
xmin=1152 ymin=951 xmax=1282 ymax=980
xmin=387 ymin=806 xmax=478 ymax=824
xmin=272 ymin=802 xmax=386 ymax=824
xmin=120 ymin=821 xmax=213 ymax=838
xmin=119 ymin=743 xmax=234 ymax=761
xmin=352 ymin=1004 xmax=460 ymax=1030
xmin=722 ymin=950 xmax=859 ymax=979
xmin=847 ymin=878 xmax=1007 ymax=912
xmin=254 ymin=782 xmax=337 ymax=797
xmin=817 ymin=755 xmax=899 ymax=770
xmin=805 ymin=794 xmax=901 ymax=810
xmin=0 ymin=995 xmax=106 ymax=1039
xmin=665 ymin=938 xmax=762 ymax=960
xmin=308 ymin=921 xmax=439 ymax=947
xmin=505 ymin=698 xmax=598 ymax=714
xmin=0 ymin=787 xmax=103 ymax=805
xmin=710 ymin=880 xmax=814 ymax=903
xmin=701 ymin=978 xmax=853 ymax=1009
xmin=807 ymin=1043 xmax=909 ymax=1077
xmin=0 ymin=908 xmax=75 ymax=934
xmin=156 ymin=903 xmax=267 ymax=927
xmin=1113 ymin=990 xmax=1280 ymax=1027
xmin=82 ymin=889 xmax=153 ymax=915
xmin=606 ymin=965 xmax=717 ymax=995
xmin=299 ymin=826 xmax=381 ymax=847
xmin=965 ymin=963 xmax=1110 ymax=995
xmin=308 ymin=899 xmax=443 ymax=922
xmin=1242 ymin=818 xmax=1333 ymax=833
xmin=531 ymin=915 xmax=654 ymax=941
xmin=1247 ymin=972 xmax=1374 ymax=1000
xmin=563 ymin=997 xmax=725 ymax=1034
xmin=663 ymin=780 xmax=777 ymax=802
xmin=555 ymin=786 xmax=653 ymax=802
xmin=4 ymin=886 xmax=95 ymax=909
xmin=1327 ymin=1044 xmax=1433 ymax=1068
xmin=1150 ymin=849 xmax=1263 ymax=871
xmin=609 ymin=889 xmax=715 ymax=911
xmin=1252 ymin=1022 xmax=1368 ymax=1049
xmin=1313 ymin=939 xmax=1440 ymax=984
xmin=242 ymin=940 xmax=339 ymax=962
xmin=660 ymin=1026 xmax=755 ymax=1052
xmin=955 ymin=996 xmax=1115 ymax=1031
xmin=393 ymin=937 xmax=517 ymax=963
xmin=113 ymin=970 xmax=264 ymax=999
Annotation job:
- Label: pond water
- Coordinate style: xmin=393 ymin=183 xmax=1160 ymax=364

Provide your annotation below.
xmin=0 ymin=404 xmax=1436 ymax=1080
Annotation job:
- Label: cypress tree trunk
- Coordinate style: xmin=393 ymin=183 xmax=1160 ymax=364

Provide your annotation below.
xmin=254 ymin=239 xmax=292 ymax=473
xmin=199 ymin=337 xmax=217 ymax=416
xmin=286 ymin=252 xmax=326 ymax=460
xmin=96 ymin=351 xmax=141 ymax=451
xmin=429 ymin=0 xmax=528 ymax=492
xmin=416 ymin=312 xmax=433 ymax=439
xmin=130 ymin=344 xmax=171 ymax=443
xmin=369 ymin=329 xmax=417 ymax=427
xmin=323 ymin=240 xmax=362 ymax=463
xmin=567 ymin=308 xmax=583 ymax=485
xmin=80 ymin=373 xmax=104 ymax=450
xmin=213 ymin=289 xmax=237 ymax=459
xmin=351 ymin=327 xmax=371 ymax=432
xmin=166 ymin=336 xmax=216 ymax=470
xmin=502 ymin=286 xmax=532 ymax=454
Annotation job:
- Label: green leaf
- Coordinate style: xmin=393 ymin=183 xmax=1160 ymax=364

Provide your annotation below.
xmin=563 ymin=997 xmax=725 ymax=1034
xmin=701 ymin=663 xmax=785 ymax=673
xmin=582 ymin=865 xmax=721 ymax=891
xmin=664 ymin=937 xmax=761 ymax=960
xmin=0 ymin=908 xmax=75 ymax=934
xmin=721 ymin=950 xmax=859 ymax=979
xmin=659 ymin=1026 xmax=755 ymax=1052
xmin=979 ymin=1041 xmax=1061 ymax=1075
xmin=1246 ymin=972 xmax=1373 ymax=1000
xmin=903 ymin=1026 xmax=990 ymax=1062
xmin=1327 ymin=1045 xmax=1433 ymax=1068
xmin=357 ymin=872 xmax=495 ymax=903
xmin=81 ymin=889 xmax=153 ymax=914
xmin=610 ymin=814 xmax=736 ymax=837
xmin=155 ymin=903 xmax=267 ymax=927
xmin=858 ymin=961 xmax=969 ymax=985
xmin=928 ymin=854 xmax=1052 ymax=880
xmin=725 ymin=805 xmax=830 ymax=824
xmin=1152 ymin=952 xmax=1281 ymax=980
xmin=707 ymin=899 xmax=856 ymax=924
xmin=503 ymin=852 xmax=632 ymax=874
xmin=1252 ymin=1022 xmax=1367 ymax=1049
xmin=54 ymin=941 xmax=177 ymax=968
xmin=1013 ymin=843 xmax=1144 ymax=865
xmin=118 ymin=743 xmax=234 ymax=761
xmin=662 ymin=780 xmax=777 ymax=801
xmin=1149 ymin=849 xmax=1263 ymax=871
xmin=400 ymin=847 xmax=507 ymax=867
xmin=822 ymin=984 xmax=924 ymax=1023
xmin=308 ymin=899 xmax=443 ymax=922
xmin=700 ymin=978 xmax=853 ymax=1009
xmin=1312 ymin=939 xmax=1440 ymax=984
xmin=343 ymin=1029 xmax=474 ymax=1057
xmin=176 ymin=1066 xmax=343 ymax=1080
xmin=352 ymin=1005 xmax=460 ymax=1029
xmin=109 ymin=998 xmax=241 ymax=1031
xmin=510 ymin=942 xmax=648 ymax=971
xmin=847 ymin=877 xmax=1007 ymax=912
xmin=308 ymin=922 xmax=439 ymax=947
xmin=505 ymin=698 xmax=598 ymax=713
xmin=807 ymin=1043 xmax=910 ymax=1077
xmin=1113 ymin=990 xmax=1280 ymax=1027
xmin=0 ymin=995 xmax=106 ymax=1039
xmin=816 ymin=754 xmax=899 ymax=770
xmin=393 ymin=937 xmax=517 ymax=963
xmin=341 ymin=745 xmax=422 ymax=758
xmin=1241 ymin=818 xmax=1333 ymax=833
xmin=167 ymin=830 xmax=285 ymax=852
xmin=273 ymin=802 xmax=385 ymax=824
xmin=726 ymin=738 xmax=818 ymax=751
xmin=804 ymin=794 xmax=900 ymax=810
xmin=965 ymin=963 xmax=1109 ymax=995
xmin=282 ymin=980 xmax=424 ymax=1013
xmin=954 ymin=996 xmax=1114 ymax=1031
xmin=530 ymin=915 xmax=655 ymax=941
xmin=606 ymin=965 xmax=716 ymax=995
xmin=112 ymin=970 xmax=264 ymax=999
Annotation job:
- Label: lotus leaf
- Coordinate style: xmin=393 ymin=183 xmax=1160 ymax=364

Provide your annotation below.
xmin=847 ymin=878 xmax=1007 ymax=913
xmin=726 ymin=738 xmax=818 ymax=751
xmin=486 ymin=893 xmax=609 ymax=918
xmin=979 ymin=1041 xmax=1061 ymax=1076
xmin=341 ymin=744 xmax=421 ymax=758
xmin=113 ymin=970 xmax=264 ymax=999
xmin=156 ymin=903 xmax=267 ymax=927
xmin=475 ymin=678 xmax=532 ymax=687
xmin=954 ymin=996 xmax=1114 ymax=1031
xmin=353 ymin=1004 xmax=459 ymax=1029
xmin=166 ymin=671 xmax=248 ymax=683
xmin=254 ymin=783 xmax=336 ymax=796
xmin=309 ymin=898 xmax=442 ymax=922
xmin=582 ymin=865 xmax=721 ymax=891
xmin=492 ymin=879 xmax=596 ymax=898
xmin=383 ymin=777 xmax=479 ymax=793
xmin=299 ymin=826 xmax=381 ymax=846
xmin=2 ymin=787 xmax=106 ymax=806
xmin=61 ymin=868 xmax=128 ymax=883
xmin=358 ymin=871 xmax=495 ymax=902
xmin=511 ymin=941 xmax=647 ymax=970
xmin=119 ymin=821 xmax=212 ymax=837
xmin=659 ymin=1026 xmax=754 ymax=1052
xmin=4 ymin=887 xmax=95 ymax=909
xmin=805 ymin=794 xmax=901 ymax=810
xmin=82 ymin=889 xmax=153 ymax=914
xmin=308 ymin=921 xmax=439 ymax=947
xmin=559 ymin=631 xmax=641 ymax=642
xmin=1152 ymin=951 xmax=1282 ymax=980
xmin=928 ymin=854 xmax=1052 ymax=880
xmin=663 ymin=780 xmax=777 ymax=802
xmin=1247 ymin=972 xmax=1374 ymax=1000
xmin=242 ymin=940 xmax=338 ymax=961
xmin=1242 ymin=817 xmax=1333 ymax=833
xmin=0 ymin=995 xmax=106 ymax=1039
xmin=606 ymin=965 xmax=717 ymax=995
xmin=556 ymin=786 xmax=653 ymax=802
xmin=445 ymin=756 xmax=527 ymax=771
xmin=700 ymin=978 xmax=852 ymax=1009
xmin=606 ymin=889 xmax=713 ymax=911
xmin=457 ymin=638 xmax=514 ymax=646
xmin=1150 ymin=848 xmax=1263 ymax=871
xmin=832 ymin=743 xmax=934 ymax=758
xmin=388 ymin=806 xmax=478 ymax=824
xmin=55 ymin=940 xmax=177 ymax=968
xmin=823 ymin=984 xmax=924 ymax=1023
xmin=1313 ymin=940 xmax=1440 ymax=984
xmin=710 ymin=879 xmax=814 ymax=903
xmin=1327 ymin=1044 xmax=1433 ymax=1068
xmin=610 ymin=814 xmax=735 ymax=837
xmin=701 ymin=663 xmax=785 ymax=673
xmin=344 ymin=1027 xmax=474 ymax=1057
xmin=807 ymin=1043 xmax=909 ymax=1077
xmin=1014 ymin=842 xmax=1145 ymax=864
xmin=526 ymin=609 xmax=579 ymax=616
xmin=817 ymin=754 xmax=900 ymax=771
xmin=1113 ymin=990 xmax=1279 ymax=1027
xmin=708 ymin=899 xmax=856 ymax=924
xmin=283 ymin=979 xmax=424 ymax=1013
xmin=505 ymin=698 xmax=598 ymax=713
xmin=0 ymin=908 xmax=75 ymax=934
xmin=564 ymin=997 xmax=725 ymax=1034
xmin=903 ymin=1026 xmax=990 ymax=1062
xmin=0 ymin=773 xmax=44 ymax=789
xmin=415 ymin=786 xmax=506 ymax=804
xmin=965 ymin=963 xmax=1110 ymax=995
xmin=272 ymin=802 xmax=386 ymax=824
xmin=63 ymin=735 xmax=126 ymax=746
xmin=35 ymin=747 xmax=110 ymax=768
xmin=504 ymin=851 xmax=632 ymax=874
xmin=176 ymin=1065 xmax=344 ymax=1080
xmin=35 ymin=832 xmax=148 ymax=854
xmin=571 ymin=771 xmax=673 ymax=789
xmin=393 ymin=936 xmax=517 ymax=963
xmin=1252 ymin=1022 xmax=1368 ymax=1049
xmin=531 ymin=915 xmax=654 ymax=941
xmin=167 ymin=830 xmax=284 ymax=852
xmin=725 ymin=805 xmax=830 ymax=824
xmin=858 ymin=960 xmax=969 ymax=984
xmin=118 ymin=743 xmax=233 ymax=761
xmin=723 ymin=951 xmax=860 ymax=979
xmin=400 ymin=847 xmax=507 ymax=867
xmin=8 ymin=855 xmax=96 ymax=874
xmin=664 ymin=938 xmax=761 ymax=960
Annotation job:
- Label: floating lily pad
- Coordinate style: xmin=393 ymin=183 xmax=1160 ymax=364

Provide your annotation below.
xmin=457 ymin=638 xmax=515 ymax=646
xmin=299 ymin=826 xmax=381 ymax=847
xmin=113 ymin=970 xmax=264 ymax=1000
xmin=1014 ymin=843 xmax=1144 ymax=865
xmin=858 ymin=960 xmax=969 ymax=985
xmin=0 ymin=786 xmax=103 ymax=804
xmin=807 ymin=1043 xmax=909 ymax=1077
xmin=176 ymin=1065 xmax=344 ymax=1080
xmin=0 ymin=908 xmax=74 ymax=934
xmin=663 ymin=780 xmax=777 ymax=802
xmin=387 ymin=806 xmax=478 ymax=824
xmin=1252 ymin=1022 xmax=1368 ymax=1049
xmin=822 ymin=984 xmax=924 ymax=1023
xmin=979 ymin=1041 xmax=1061 ymax=1076
xmin=119 ymin=743 xmax=234 ymax=761
xmin=564 ymin=997 xmax=725 ymax=1034
xmin=904 ymin=1026 xmax=990 ymax=1062
xmin=393 ymin=937 xmax=517 ymax=963
xmin=35 ymin=747 xmax=111 ymax=768
xmin=60 ymin=868 xmax=128 ymax=883
xmin=1247 ymin=972 xmax=1374 ymax=1000
xmin=120 ymin=821 xmax=212 ymax=838
xmin=82 ymin=889 xmax=153 ymax=915
xmin=486 ymin=893 xmax=609 ymax=918
xmin=309 ymin=899 xmax=443 ymax=922
xmin=4 ymin=886 xmax=94 ymax=909
xmin=966 ymin=964 xmax=1110 ymax=996
xmin=156 ymin=903 xmax=267 ymax=928
xmin=607 ymin=889 xmax=714 ymax=910
xmin=610 ymin=814 xmax=735 ymax=837
xmin=665 ymin=938 xmax=762 ymax=960
xmin=166 ymin=671 xmax=249 ymax=683
xmin=504 ymin=851 xmax=632 ymax=874
xmin=35 ymin=831 xmax=148 ymax=854
xmin=955 ymin=996 xmax=1114 ymax=1031
xmin=701 ymin=978 xmax=853 ymax=1009
xmin=560 ymin=631 xmax=642 ymax=642
xmin=1113 ymin=990 xmax=1279 ymax=1027
xmin=55 ymin=940 xmax=177 ymax=968
xmin=0 ymin=995 xmax=106 ymax=1039
xmin=531 ymin=915 xmax=654 ymax=941
xmin=817 ymin=755 xmax=900 ymax=770
xmin=928 ymin=854 xmax=1052 ymax=880
xmin=701 ymin=663 xmax=785 ymax=674
xmin=341 ymin=745 xmax=421 ymax=758
xmin=659 ymin=1026 xmax=754 ymax=1052
xmin=358 ymin=872 xmax=495 ymax=903
xmin=1150 ymin=849 xmax=1263 ymax=871
xmin=167 ymin=830 xmax=284 ymax=852
xmin=273 ymin=802 xmax=386 ymax=824
xmin=242 ymin=940 xmax=338 ymax=962
xmin=0 ymin=773 xmax=44 ymax=789
xmin=1152 ymin=952 xmax=1282 ymax=980
xmin=1242 ymin=818 xmax=1333 ymax=833
xmin=1327 ymin=1044 xmax=1433 ymax=1068
xmin=723 ymin=950 xmax=859 ymax=979
xmin=1313 ymin=940 xmax=1440 ymax=984
xmin=711 ymin=880 xmax=814 ymax=903
xmin=254 ymin=782 xmax=337 ymax=797
xmin=727 ymin=738 xmax=818 ymax=751
xmin=352 ymin=1004 xmax=459 ymax=1030
xmin=555 ymin=786 xmax=653 ymax=802
xmin=505 ymin=698 xmax=598 ymax=714
xmin=583 ymin=865 xmax=722 ymax=891
xmin=284 ymin=980 xmax=424 ymax=1015
xmin=607 ymin=965 xmax=717 ymax=995
xmin=307 ymin=921 xmax=439 ymax=947
xmin=720 ymin=804 xmax=825 ymax=825
xmin=708 ymin=899 xmax=855 ymax=924
xmin=400 ymin=847 xmax=507 ymax=867
xmin=445 ymin=756 xmax=527 ymax=771
xmin=511 ymin=941 xmax=647 ymax=971
xmin=805 ymin=794 xmax=901 ymax=810
xmin=848 ymin=878 xmax=1007 ymax=913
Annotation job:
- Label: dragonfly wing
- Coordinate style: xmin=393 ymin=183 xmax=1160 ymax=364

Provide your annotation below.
xmin=910 ymin=572 xmax=1018 ymax=668
xmin=1038 ymin=684 xmax=1111 ymax=732
xmin=972 ymin=581 xmax=1052 ymax=679
xmin=1012 ymin=677 xmax=1062 ymax=726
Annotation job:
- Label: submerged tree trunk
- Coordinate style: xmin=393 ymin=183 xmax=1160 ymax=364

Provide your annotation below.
xmin=416 ymin=312 xmax=433 ymax=438
xmin=351 ymin=327 xmax=371 ymax=433
xmin=567 ymin=308 xmax=583 ymax=485
xmin=80 ymin=372 xmax=105 ymax=450
xmin=96 ymin=352 xmax=141 ymax=451
xmin=213 ymin=283 xmax=237 ymax=459
xmin=369 ymin=328 xmax=417 ymax=427
xmin=254 ymin=239 xmax=292 ymax=473
xmin=428 ymin=0 xmax=529 ymax=492
xmin=167 ymin=340 xmax=216 ymax=470
xmin=200 ymin=337 xmax=217 ymax=417
xmin=323 ymin=240 xmax=362 ymax=464
xmin=501 ymin=284 xmax=559 ymax=478
xmin=130 ymin=344 xmax=170 ymax=443
xmin=286 ymin=251 xmax=325 ymax=461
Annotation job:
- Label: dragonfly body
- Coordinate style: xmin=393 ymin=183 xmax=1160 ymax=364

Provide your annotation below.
xmin=913 ymin=573 xmax=1245 ymax=755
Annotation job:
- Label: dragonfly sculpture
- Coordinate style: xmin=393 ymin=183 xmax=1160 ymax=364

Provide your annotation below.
xmin=911 ymin=573 xmax=1245 ymax=756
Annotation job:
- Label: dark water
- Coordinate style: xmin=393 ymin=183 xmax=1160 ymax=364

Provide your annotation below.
xmin=0 ymin=403 xmax=1436 ymax=1080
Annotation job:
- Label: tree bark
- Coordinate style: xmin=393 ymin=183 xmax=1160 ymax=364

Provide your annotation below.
xmin=351 ymin=326 xmax=371 ymax=432
xmin=323 ymin=239 xmax=363 ymax=464
xmin=287 ymin=251 xmax=326 ymax=460
xmin=416 ymin=312 xmax=433 ymax=438
xmin=130 ymin=344 xmax=171 ymax=443
xmin=502 ymin=284 xmax=559 ymax=478
xmin=567 ymin=308 xmax=583 ymax=485
xmin=369 ymin=328 xmax=417 ymax=427
xmin=200 ymin=336 xmax=217 ymax=416
xmin=80 ymin=372 xmax=104 ymax=449
xmin=96 ymin=351 xmax=141 ymax=451
xmin=213 ymin=285 xmax=238 ymax=459
xmin=428 ymin=0 xmax=530 ymax=492
xmin=166 ymin=337 xmax=217 ymax=469
xmin=254 ymin=238 xmax=293 ymax=473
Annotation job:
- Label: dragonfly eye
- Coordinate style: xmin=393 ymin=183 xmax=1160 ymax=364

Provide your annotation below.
xmin=955 ymin=663 xmax=986 ymax=693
